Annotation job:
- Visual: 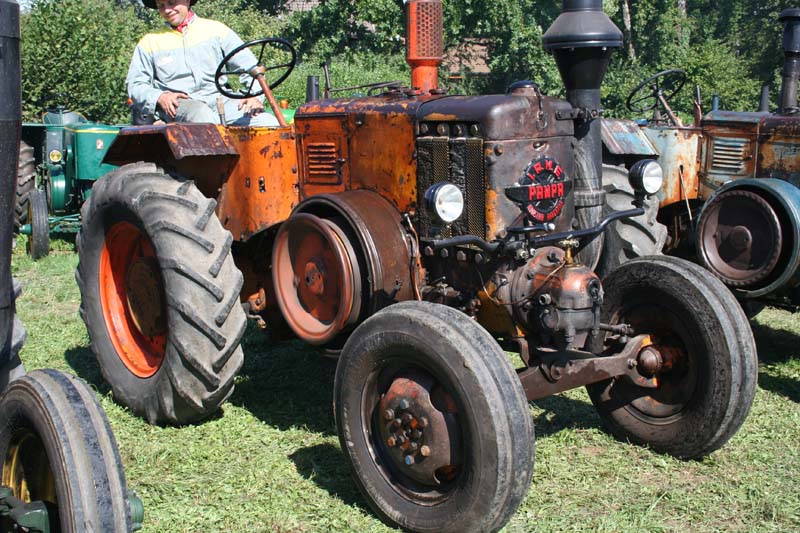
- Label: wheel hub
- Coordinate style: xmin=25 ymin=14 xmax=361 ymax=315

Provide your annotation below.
xmin=125 ymin=257 xmax=167 ymax=338
xmin=378 ymin=371 xmax=462 ymax=486
xmin=699 ymin=189 xmax=783 ymax=288
xmin=272 ymin=214 xmax=362 ymax=345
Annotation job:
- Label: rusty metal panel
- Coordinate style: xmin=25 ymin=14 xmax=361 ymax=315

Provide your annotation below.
xmin=104 ymin=123 xmax=239 ymax=165
xmin=601 ymin=119 xmax=658 ymax=156
xmin=759 ymin=116 xmax=800 ymax=186
xmin=698 ymin=124 xmax=758 ymax=192
xmin=642 ymin=127 xmax=701 ymax=206
xmin=348 ymin=111 xmax=418 ymax=213
xmin=215 ymin=128 xmax=299 ymax=241
xmin=295 ymin=114 xmax=349 ymax=193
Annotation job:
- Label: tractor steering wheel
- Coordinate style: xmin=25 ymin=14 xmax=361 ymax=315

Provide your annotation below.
xmin=214 ymin=37 xmax=297 ymax=100
xmin=626 ymin=69 xmax=687 ymax=114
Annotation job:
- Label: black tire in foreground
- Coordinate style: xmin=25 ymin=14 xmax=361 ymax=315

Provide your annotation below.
xmin=587 ymin=255 xmax=758 ymax=459
xmin=76 ymin=163 xmax=245 ymax=425
xmin=14 ymin=140 xmax=35 ymax=232
xmin=0 ymin=369 xmax=134 ymax=532
xmin=335 ymin=301 xmax=534 ymax=533
xmin=26 ymin=188 xmax=50 ymax=260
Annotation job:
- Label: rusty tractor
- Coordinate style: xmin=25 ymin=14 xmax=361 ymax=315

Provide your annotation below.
xmin=601 ymin=9 xmax=800 ymax=314
xmin=76 ymin=1 xmax=757 ymax=531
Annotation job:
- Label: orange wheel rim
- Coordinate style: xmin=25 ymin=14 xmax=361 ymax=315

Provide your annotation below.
xmin=99 ymin=222 xmax=167 ymax=378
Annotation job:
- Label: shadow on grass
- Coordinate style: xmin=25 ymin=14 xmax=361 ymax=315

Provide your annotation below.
xmin=530 ymin=393 xmax=604 ymax=439
xmin=758 ymin=373 xmax=800 ymax=403
xmin=290 ymin=443 xmax=369 ymax=511
xmin=752 ymin=321 xmax=800 ymax=365
xmin=227 ymin=326 xmax=338 ymax=436
xmin=64 ymin=345 xmax=110 ymax=395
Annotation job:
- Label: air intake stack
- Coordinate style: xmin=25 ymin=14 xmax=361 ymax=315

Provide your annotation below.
xmin=780 ymin=8 xmax=800 ymax=114
xmin=543 ymin=0 xmax=622 ymax=268
xmin=406 ymin=0 xmax=444 ymax=93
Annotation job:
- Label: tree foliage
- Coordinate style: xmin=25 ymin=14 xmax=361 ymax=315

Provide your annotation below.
xmin=18 ymin=0 xmax=799 ymax=123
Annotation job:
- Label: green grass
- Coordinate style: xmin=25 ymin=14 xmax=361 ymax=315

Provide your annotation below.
xmin=10 ymin=237 xmax=800 ymax=532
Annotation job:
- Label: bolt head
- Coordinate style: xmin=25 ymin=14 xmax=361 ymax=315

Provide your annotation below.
xmin=404 ymin=455 xmax=415 ymax=466
xmin=386 ymin=436 xmax=397 ymax=447
xmin=401 ymin=413 xmax=414 ymax=424
xmin=383 ymin=409 xmax=395 ymax=421
xmin=398 ymin=399 xmax=410 ymax=410
xmin=420 ymin=445 xmax=431 ymax=457
xmin=418 ymin=417 xmax=428 ymax=428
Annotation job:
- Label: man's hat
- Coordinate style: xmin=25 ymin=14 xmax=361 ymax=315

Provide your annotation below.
xmin=143 ymin=0 xmax=198 ymax=9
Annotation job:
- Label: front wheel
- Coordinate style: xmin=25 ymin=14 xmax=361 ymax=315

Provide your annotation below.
xmin=0 ymin=369 xmax=137 ymax=532
xmin=77 ymin=163 xmax=246 ymax=425
xmin=26 ymin=189 xmax=50 ymax=260
xmin=335 ymin=301 xmax=534 ymax=533
xmin=587 ymin=255 xmax=757 ymax=458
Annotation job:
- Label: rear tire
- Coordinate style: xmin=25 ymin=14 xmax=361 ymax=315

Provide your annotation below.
xmin=14 ymin=141 xmax=36 ymax=232
xmin=27 ymin=189 xmax=50 ymax=260
xmin=76 ymin=163 xmax=245 ymax=425
xmin=335 ymin=301 xmax=534 ymax=533
xmin=588 ymin=256 xmax=757 ymax=458
xmin=0 ymin=369 xmax=133 ymax=532
xmin=597 ymin=164 xmax=667 ymax=278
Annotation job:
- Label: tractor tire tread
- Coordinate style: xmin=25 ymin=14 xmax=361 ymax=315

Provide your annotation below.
xmin=77 ymin=163 xmax=245 ymax=425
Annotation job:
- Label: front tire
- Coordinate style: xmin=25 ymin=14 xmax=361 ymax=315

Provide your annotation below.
xmin=0 ymin=369 xmax=134 ymax=532
xmin=76 ymin=163 xmax=245 ymax=425
xmin=27 ymin=189 xmax=50 ymax=260
xmin=587 ymin=256 xmax=757 ymax=458
xmin=335 ymin=301 xmax=534 ymax=533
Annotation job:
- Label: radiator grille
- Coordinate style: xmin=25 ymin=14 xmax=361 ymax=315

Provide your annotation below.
xmin=417 ymin=136 xmax=485 ymax=238
xmin=306 ymin=142 xmax=339 ymax=184
xmin=710 ymin=137 xmax=748 ymax=175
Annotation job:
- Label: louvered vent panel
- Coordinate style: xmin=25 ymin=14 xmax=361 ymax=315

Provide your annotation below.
xmin=306 ymin=142 xmax=339 ymax=184
xmin=711 ymin=137 xmax=748 ymax=174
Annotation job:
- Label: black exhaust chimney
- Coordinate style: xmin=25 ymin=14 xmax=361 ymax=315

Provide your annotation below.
xmin=0 ymin=0 xmax=21 ymax=373
xmin=780 ymin=9 xmax=800 ymax=114
xmin=543 ymin=0 xmax=622 ymax=268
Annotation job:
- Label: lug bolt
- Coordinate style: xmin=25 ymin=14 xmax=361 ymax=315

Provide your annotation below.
xmin=404 ymin=455 xmax=416 ymax=466
xmin=397 ymin=435 xmax=407 ymax=445
xmin=420 ymin=445 xmax=431 ymax=457
xmin=392 ymin=418 xmax=402 ymax=428
xmin=398 ymin=399 xmax=410 ymax=410
xmin=418 ymin=417 xmax=428 ymax=428
xmin=383 ymin=409 xmax=395 ymax=421
xmin=627 ymin=359 xmax=636 ymax=369
xmin=401 ymin=413 xmax=414 ymax=425
xmin=411 ymin=430 xmax=422 ymax=440
xmin=386 ymin=436 xmax=397 ymax=447
xmin=409 ymin=442 xmax=419 ymax=452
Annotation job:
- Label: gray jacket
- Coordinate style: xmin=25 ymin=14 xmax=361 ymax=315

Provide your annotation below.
xmin=127 ymin=15 xmax=259 ymax=121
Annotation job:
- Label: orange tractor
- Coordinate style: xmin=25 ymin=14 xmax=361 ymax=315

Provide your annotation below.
xmin=77 ymin=1 xmax=757 ymax=531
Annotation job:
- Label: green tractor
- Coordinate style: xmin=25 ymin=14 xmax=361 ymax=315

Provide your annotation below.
xmin=16 ymin=101 xmax=119 ymax=259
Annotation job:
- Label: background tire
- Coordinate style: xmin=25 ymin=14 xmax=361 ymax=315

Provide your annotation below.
xmin=14 ymin=140 xmax=36 ymax=232
xmin=596 ymin=164 xmax=667 ymax=278
xmin=0 ymin=369 xmax=133 ymax=532
xmin=335 ymin=301 xmax=534 ymax=533
xmin=76 ymin=163 xmax=245 ymax=425
xmin=587 ymin=256 xmax=757 ymax=458
xmin=27 ymin=189 xmax=50 ymax=260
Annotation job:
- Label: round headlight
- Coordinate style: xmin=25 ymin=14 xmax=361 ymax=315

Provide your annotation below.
xmin=48 ymin=149 xmax=63 ymax=163
xmin=629 ymin=159 xmax=664 ymax=196
xmin=424 ymin=182 xmax=464 ymax=224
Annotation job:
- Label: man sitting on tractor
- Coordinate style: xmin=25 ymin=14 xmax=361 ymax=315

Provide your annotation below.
xmin=128 ymin=0 xmax=277 ymax=126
